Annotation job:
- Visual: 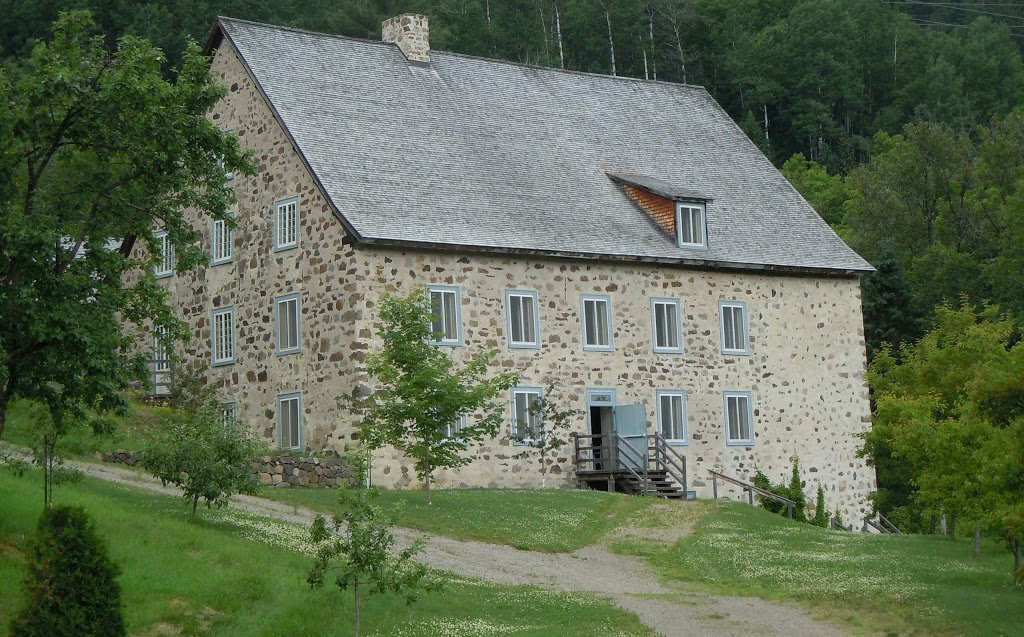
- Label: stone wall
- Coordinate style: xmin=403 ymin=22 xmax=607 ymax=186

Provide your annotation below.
xmin=100 ymin=450 xmax=350 ymax=488
xmin=136 ymin=36 xmax=876 ymax=523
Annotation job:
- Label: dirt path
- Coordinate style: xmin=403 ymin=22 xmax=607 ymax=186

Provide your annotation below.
xmin=69 ymin=460 xmax=859 ymax=637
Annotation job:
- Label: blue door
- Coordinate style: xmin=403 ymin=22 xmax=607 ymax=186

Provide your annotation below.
xmin=612 ymin=404 xmax=648 ymax=471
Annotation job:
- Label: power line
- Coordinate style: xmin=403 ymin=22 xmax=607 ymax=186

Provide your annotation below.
xmin=886 ymin=1 xmax=1024 ymax=22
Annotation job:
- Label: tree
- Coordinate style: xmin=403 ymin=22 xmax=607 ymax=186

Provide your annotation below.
xmin=140 ymin=403 xmax=263 ymax=522
xmin=354 ymin=289 xmax=519 ymax=504
xmin=0 ymin=11 xmax=252 ymax=442
xmin=862 ymin=301 xmax=1024 ymax=579
xmin=10 ymin=505 xmax=125 ymax=637
xmin=511 ymin=383 xmax=583 ymax=488
xmin=307 ymin=452 xmax=439 ymax=637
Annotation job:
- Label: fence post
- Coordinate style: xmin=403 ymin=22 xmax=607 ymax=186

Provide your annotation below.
xmin=787 ymin=503 xmax=793 ymax=519
xmin=747 ymin=486 xmax=754 ymax=506
xmin=712 ymin=473 xmax=718 ymax=499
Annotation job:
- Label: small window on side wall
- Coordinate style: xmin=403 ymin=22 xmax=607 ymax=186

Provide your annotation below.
xmin=444 ymin=414 xmax=467 ymax=438
xmin=427 ymin=285 xmax=462 ymax=346
xmin=211 ymin=307 xmax=235 ymax=366
xmin=153 ymin=231 xmax=174 ymax=278
xmin=211 ymin=215 xmax=234 ymax=266
xmin=274 ymin=196 xmax=299 ymax=251
xmin=719 ymin=301 xmax=749 ymax=355
xmin=724 ymin=391 xmax=754 ymax=446
xmin=277 ymin=392 xmax=302 ymax=450
xmin=676 ymin=202 xmax=706 ymax=249
xmin=275 ymin=293 xmax=301 ymax=355
xmin=220 ymin=402 xmax=238 ymax=428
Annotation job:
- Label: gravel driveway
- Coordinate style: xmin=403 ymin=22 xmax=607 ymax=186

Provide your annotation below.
xmin=70 ymin=460 xmax=858 ymax=637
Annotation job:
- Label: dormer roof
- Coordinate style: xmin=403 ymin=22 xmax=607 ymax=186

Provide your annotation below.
xmin=209 ymin=17 xmax=873 ymax=275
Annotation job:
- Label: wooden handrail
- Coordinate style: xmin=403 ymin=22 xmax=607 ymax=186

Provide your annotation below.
xmin=878 ymin=513 xmax=902 ymax=534
xmin=649 ymin=433 xmax=687 ymax=493
xmin=708 ymin=469 xmax=796 ymax=519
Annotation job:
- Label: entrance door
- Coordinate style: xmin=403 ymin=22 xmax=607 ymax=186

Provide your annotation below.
xmin=586 ymin=389 xmax=615 ymax=471
xmin=612 ymin=404 xmax=648 ymax=470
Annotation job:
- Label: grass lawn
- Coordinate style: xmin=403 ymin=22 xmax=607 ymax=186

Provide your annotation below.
xmin=614 ymin=500 xmax=1023 ymax=637
xmin=0 ymin=470 xmax=654 ymax=637
xmin=262 ymin=486 xmax=654 ymax=552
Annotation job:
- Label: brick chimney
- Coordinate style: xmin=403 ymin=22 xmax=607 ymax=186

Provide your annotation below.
xmin=381 ymin=14 xmax=430 ymax=64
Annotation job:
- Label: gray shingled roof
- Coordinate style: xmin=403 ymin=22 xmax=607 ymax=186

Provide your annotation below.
xmin=216 ymin=18 xmax=872 ymax=274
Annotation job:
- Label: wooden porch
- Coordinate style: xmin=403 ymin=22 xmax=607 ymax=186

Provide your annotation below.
xmin=572 ymin=432 xmax=688 ymax=499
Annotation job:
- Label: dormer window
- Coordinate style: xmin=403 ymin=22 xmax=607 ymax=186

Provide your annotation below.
xmin=676 ymin=202 xmax=706 ymax=249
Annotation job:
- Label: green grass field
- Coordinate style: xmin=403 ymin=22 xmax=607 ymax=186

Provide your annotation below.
xmin=614 ymin=501 xmax=1022 ymax=637
xmin=263 ymin=485 xmax=653 ymax=552
xmin=0 ymin=470 xmax=653 ymax=637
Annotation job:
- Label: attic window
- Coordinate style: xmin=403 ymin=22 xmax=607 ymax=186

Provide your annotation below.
xmin=676 ymin=202 xmax=706 ymax=249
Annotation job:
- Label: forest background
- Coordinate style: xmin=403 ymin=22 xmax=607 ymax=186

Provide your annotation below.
xmin=4 ymin=0 xmax=1024 ymax=532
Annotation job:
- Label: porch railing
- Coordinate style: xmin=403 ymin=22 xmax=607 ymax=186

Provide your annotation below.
xmin=572 ymin=432 xmax=687 ymax=496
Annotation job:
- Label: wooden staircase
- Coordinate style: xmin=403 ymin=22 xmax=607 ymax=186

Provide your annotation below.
xmin=572 ymin=432 xmax=688 ymax=500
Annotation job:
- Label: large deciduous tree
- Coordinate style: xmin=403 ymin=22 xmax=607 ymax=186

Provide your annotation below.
xmin=354 ymin=289 xmax=519 ymax=504
xmin=861 ymin=301 xmax=1024 ymax=580
xmin=0 ymin=11 xmax=251 ymax=441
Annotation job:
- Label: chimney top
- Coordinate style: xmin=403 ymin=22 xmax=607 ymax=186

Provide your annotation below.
xmin=381 ymin=14 xmax=430 ymax=65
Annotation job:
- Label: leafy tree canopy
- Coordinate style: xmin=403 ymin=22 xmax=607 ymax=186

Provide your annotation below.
xmin=0 ymin=11 xmax=252 ymax=441
xmin=354 ymin=289 xmax=519 ymax=504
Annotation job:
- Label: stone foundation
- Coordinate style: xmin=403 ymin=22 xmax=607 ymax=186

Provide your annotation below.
xmin=100 ymin=450 xmax=351 ymax=488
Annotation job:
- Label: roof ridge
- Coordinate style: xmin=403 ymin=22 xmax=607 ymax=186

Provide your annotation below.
xmin=215 ymin=15 xmax=709 ymax=93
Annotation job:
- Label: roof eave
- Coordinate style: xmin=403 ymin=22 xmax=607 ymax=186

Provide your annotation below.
xmin=357 ymin=237 xmax=873 ymax=277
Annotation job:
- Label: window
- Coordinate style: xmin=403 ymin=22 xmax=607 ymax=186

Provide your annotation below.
xmin=211 ymin=307 xmax=235 ymax=366
xmin=506 ymin=290 xmax=540 ymax=349
xmin=427 ymin=285 xmax=462 ymax=346
xmin=277 ymin=392 xmax=302 ymax=449
xmin=676 ymin=202 xmax=707 ymax=248
xmin=153 ymin=231 xmax=174 ymax=277
xmin=724 ymin=391 xmax=754 ymax=446
xmin=580 ymin=295 xmax=613 ymax=351
xmin=221 ymin=129 xmax=235 ymax=181
xmin=444 ymin=414 xmax=468 ymax=438
xmin=275 ymin=294 xmax=301 ymax=355
xmin=274 ymin=196 xmax=299 ymax=251
xmin=152 ymin=325 xmax=171 ymax=372
xmin=719 ymin=301 xmax=749 ymax=355
xmin=511 ymin=387 xmax=542 ymax=443
xmin=211 ymin=215 xmax=234 ymax=265
xmin=651 ymin=298 xmax=683 ymax=353
xmin=220 ymin=402 xmax=238 ymax=428
xmin=657 ymin=390 xmax=687 ymax=443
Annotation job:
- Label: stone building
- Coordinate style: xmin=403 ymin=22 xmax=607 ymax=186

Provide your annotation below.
xmin=142 ymin=14 xmax=875 ymax=518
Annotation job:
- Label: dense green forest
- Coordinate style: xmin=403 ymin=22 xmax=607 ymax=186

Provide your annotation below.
xmin=4 ymin=0 xmax=1024 ymax=533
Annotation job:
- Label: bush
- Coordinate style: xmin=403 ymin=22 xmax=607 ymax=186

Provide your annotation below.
xmin=10 ymin=505 xmax=125 ymax=637
xmin=753 ymin=457 xmax=808 ymax=522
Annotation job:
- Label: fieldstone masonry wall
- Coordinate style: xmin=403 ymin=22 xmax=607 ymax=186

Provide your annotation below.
xmin=381 ymin=14 xmax=430 ymax=63
xmin=139 ymin=37 xmax=876 ymax=524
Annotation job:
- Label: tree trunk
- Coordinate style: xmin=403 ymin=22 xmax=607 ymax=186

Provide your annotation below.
xmin=648 ymin=10 xmax=657 ymax=81
xmin=554 ymin=2 xmax=564 ymax=69
xmin=191 ymin=495 xmax=199 ymax=522
xmin=604 ymin=8 xmax=616 ymax=76
xmin=0 ymin=389 xmax=8 ymax=441
xmin=641 ymin=34 xmax=648 ymax=80
xmin=940 ymin=508 xmax=947 ymax=536
xmin=425 ymin=459 xmax=432 ymax=505
xmin=539 ymin=6 xmax=550 ymax=64
xmin=763 ymin=104 xmax=770 ymax=142
xmin=974 ymin=521 xmax=981 ymax=558
xmin=673 ymin=26 xmax=687 ymax=84
xmin=485 ymin=0 xmax=491 ymax=27
xmin=1014 ymin=540 xmax=1022 ymax=584
xmin=354 ymin=579 xmax=361 ymax=637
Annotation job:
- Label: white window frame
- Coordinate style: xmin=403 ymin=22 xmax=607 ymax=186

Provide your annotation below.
xmin=211 ymin=214 xmax=234 ymax=266
xmin=273 ymin=196 xmax=299 ymax=252
xmin=220 ymin=402 xmax=238 ymax=428
xmin=719 ymin=301 xmax=750 ymax=356
xmin=724 ymin=391 xmax=755 ymax=446
xmin=427 ymin=285 xmax=462 ymax=346
xmin=275 ymin=293 xmax=301 ymax=356
xmin=277 ymin=392 xmax=303 ymax=450
xmin=676 ymin=202 xmax=707 ymax=249
xmin=511 ymin=387 xmax=543 ymax=444
xmin=580 ymin=295 xmax=613 ymax=352
xmin=152 ymin=325 xmax=172 ymax=372
xmin=153 ymin=230 xmax=174 ymax=278
xmin=651 ymin=298 xmax=683 ymax=354
xmin=211 ymin=306 xmax=236 ymax=367
xmin=656 ymin=390 xmax=688 ymax=444
xmin=444 ymin=414 xmax=468 ymax=438
xmin=505 ymin=289 xmax=540 ymax=349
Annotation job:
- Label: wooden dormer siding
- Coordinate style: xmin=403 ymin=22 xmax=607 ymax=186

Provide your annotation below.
xmin=619 ymin=183 xmax=676 ymax=237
